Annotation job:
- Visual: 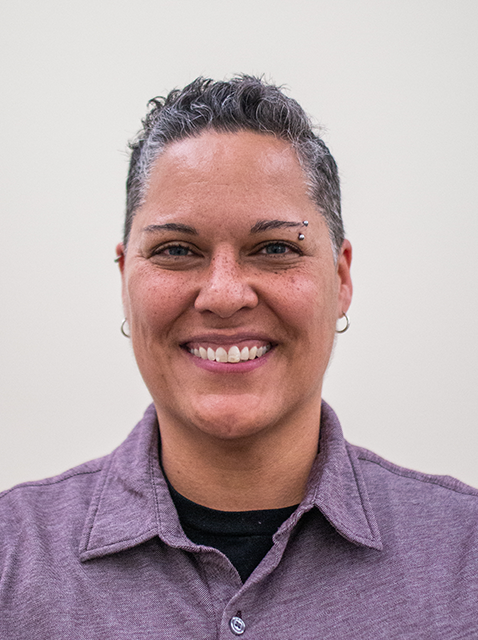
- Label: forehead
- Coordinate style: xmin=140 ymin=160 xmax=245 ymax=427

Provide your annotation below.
xmin=143 ymin=130 xmax=312 ymax=206
xmin=128 ymin=130 xmax=327 ymax=247
xmin=155 ymin=129 xmax=302 ymax=173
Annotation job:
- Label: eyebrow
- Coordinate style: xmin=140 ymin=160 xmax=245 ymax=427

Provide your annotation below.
xmin=142 ymin=219 xmax=302 ymax=236
xmin=142 ymin=223 xmax=198 ymax=235
xmin=250 ymin=220 xmax=302 ymax=233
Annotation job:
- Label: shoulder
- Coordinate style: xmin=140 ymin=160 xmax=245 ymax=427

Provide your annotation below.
xmin=0 ymin=456 xmax=105 ymax=504
xmin=349 ymin=443 xmax=478 ymax=537
xmin=0 ymin=457 xmax=106 ymax=550
xmin=352 ymin=443 xmax=478 ymax=498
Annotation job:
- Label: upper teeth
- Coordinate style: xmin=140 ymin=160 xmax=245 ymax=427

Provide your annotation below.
xmin=190 ymin=344 xmax=271 ymax=363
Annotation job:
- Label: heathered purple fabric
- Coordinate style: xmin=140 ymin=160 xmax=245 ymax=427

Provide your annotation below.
xmin=1 ymin=402 xmax=478 ymax=639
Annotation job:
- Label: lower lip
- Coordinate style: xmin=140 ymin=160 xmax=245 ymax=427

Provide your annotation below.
xmin=185 ymin=349 xmax=272 ymax=373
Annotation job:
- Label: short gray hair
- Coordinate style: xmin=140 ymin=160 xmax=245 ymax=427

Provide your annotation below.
xmin=125 ymin=76 xmax=344 ymax=257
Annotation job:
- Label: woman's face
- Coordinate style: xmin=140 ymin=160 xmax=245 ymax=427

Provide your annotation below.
xmin=117 ymin=130 xmax=352 ymax=442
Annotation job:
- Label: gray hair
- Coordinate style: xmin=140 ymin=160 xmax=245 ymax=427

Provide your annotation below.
xmin=125 ymin=76 xmax=344 ymax=257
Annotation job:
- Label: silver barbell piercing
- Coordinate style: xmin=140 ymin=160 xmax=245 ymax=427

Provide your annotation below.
xmin=298 ymin=221 xmax=308 ymax=240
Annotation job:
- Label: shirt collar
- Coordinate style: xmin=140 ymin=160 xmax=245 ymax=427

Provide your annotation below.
xmin=79 ymin=401 xmax=382 ymax=562
xmin=79 ymin=403 xmax=167 ymax=561
xmin=294 ymin=401 xmax=382 ymax=550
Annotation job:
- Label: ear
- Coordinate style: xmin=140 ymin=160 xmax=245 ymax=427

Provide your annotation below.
xmin=336 ymin=239 xmax=353 ymax=317
xmin=115 ymin=242 xmax=126 ymax=274
xmin=115 ymin=242 xmax=130 ymax=320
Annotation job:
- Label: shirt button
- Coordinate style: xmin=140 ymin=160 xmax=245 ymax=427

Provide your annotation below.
xmin=229 ymin=615 xmax=246 ymax=635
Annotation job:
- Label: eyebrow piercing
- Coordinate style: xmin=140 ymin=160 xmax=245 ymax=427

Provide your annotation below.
xmin=298 ymin=220 xmax=308 ymax=240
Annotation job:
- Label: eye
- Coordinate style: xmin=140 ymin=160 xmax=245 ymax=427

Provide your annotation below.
xmin=164 ymin=245 xmax=192 ymax=256
xmin=151 ymin=243 xmax=195 ymax=257
xmin=260 ymin=241 xmax=300 ymax=255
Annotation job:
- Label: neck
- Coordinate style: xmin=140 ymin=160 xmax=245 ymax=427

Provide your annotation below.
xmin=157 ymin=401 xmax=322 ymax=511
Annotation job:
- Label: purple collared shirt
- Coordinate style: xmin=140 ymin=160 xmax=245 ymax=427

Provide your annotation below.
xmin=1 ymin=402 xmax=478 ymax=638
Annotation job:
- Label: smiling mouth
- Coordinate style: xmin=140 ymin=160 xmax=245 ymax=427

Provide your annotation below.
xmin=187 ymin=344 xmax=272 ymax=363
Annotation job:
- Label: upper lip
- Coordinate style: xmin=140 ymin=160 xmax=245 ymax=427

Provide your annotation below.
xmin=180 ymin=332 xmax=275 ymax=346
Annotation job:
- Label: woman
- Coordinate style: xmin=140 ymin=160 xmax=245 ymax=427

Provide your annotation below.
xmin=1 ymin=76 xmax=477 ymax=638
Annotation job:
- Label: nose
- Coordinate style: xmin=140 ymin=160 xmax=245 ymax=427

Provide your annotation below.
xmin=194 ymin=250 xmax=259 ymax=318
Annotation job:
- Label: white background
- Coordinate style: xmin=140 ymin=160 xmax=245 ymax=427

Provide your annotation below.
xmin=1 ymin=0 xmax=477 ymax=491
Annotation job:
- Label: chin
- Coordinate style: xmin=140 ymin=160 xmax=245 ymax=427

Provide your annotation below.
xmin=188 ymin=397 xmax=276 ymax=442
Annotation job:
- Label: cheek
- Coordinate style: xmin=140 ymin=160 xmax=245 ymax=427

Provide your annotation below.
xmin=271 ymin=272 xmax=338 ymax=334
xmin=125 ymin=269 xmax=192 ymax=330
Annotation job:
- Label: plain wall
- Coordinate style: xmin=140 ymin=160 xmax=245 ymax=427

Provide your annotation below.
xmin=1 ymin=0 xmax=477 ymax=492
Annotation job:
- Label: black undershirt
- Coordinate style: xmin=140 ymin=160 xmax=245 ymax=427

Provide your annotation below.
xmin=167 ymin=481 xmax=298 ymax=582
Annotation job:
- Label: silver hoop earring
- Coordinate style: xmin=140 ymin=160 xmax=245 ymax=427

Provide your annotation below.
xmin=336 ymin=312 xmax=350 ymax=334
xmin=120 ymin=318 xmax=131 ymax=338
